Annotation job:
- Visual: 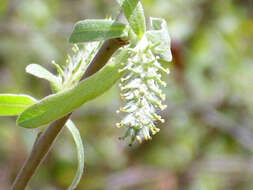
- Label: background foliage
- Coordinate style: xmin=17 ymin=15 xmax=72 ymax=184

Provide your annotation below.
xmin=0 ymin=0 xmax=253 ymax=189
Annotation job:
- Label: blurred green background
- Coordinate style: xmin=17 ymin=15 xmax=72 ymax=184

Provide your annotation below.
xmin=1 ymin=0 xmax=253 ymax=189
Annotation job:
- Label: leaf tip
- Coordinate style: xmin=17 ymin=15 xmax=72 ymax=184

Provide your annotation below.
xmin=16 ymin=114 xmax=26 ymax=128
xmin=16 ymin=108 xmax=35 ymax=129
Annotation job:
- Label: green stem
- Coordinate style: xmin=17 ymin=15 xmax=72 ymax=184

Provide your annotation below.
xmin=11 ymin=113 xmax=71 ymax=190
xmin=11 ymin=13 xmax=127 ymax=190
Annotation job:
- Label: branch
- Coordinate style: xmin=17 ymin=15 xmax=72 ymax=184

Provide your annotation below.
xmin=11 ymin=113 xmax=71 ymax=190
xmin=194 ymin=105 xmax=253 ymax=152
xmin=11 ymin=13 xmax=128 ymax=190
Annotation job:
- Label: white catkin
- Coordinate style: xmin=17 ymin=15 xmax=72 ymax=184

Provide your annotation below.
xmin=117 ymin=36 xmax=170 ymax=145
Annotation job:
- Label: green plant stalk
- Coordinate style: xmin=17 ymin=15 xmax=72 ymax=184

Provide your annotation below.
xmin=11 ymin=113 xmax=71 ymax=190
xmin=11 ymin=28 xmax=128 ymax=190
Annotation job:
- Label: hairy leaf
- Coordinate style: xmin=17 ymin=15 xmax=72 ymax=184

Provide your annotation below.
xmin=0 ymin=94 xmax=36 ymax=116
xmin=69 ymin=19 xmax=128 ymax=43
xmin=117 ymin=0 xmax=146 ymax=39
xmin=66 ymin=120 xmax=85 ymax=190
xmin=146 ymin=17 xmax=172 ymax=62
xmin=26 ymin=64 xmax=62 ymax=92
xmin=17 ymin=49 xmax=130 ymax=128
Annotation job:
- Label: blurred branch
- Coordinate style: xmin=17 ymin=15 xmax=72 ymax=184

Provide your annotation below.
xmin=194 ymin=105 xmax=253 ymax=152
xmin=178 ymin=155 xmax=253 ymax=188
xmin=199 ymin=156 xmax=253 ymax=173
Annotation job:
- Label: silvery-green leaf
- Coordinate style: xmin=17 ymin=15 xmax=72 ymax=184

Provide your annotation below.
xmin=69 ymin=19 xmax=128 ymax=43
xmin=146 ymin=17 xmax=172 ymax=62
xmin=26 ymin=64 xmax=62 ymax=92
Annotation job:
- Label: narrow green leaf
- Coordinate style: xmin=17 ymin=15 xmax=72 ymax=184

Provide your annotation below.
xmin=118 ymin=0 xmax=146 ymax=39
xmin=69 ymin=19 xmax=128 ymax=43
xmin=17 ymin=49 xmax=130 ymax=128
xmin=26 ymin=64 xmax=62 ymax=92
xmin=146 ymin=17 xmax=172 ymax=62
xmin=66 ymin=120 xmax=84 ymax=190
xmin=0 ymin=94 xmax=85 ymax=189
xmin=0 ymin=94 xmax=36 ymax=116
